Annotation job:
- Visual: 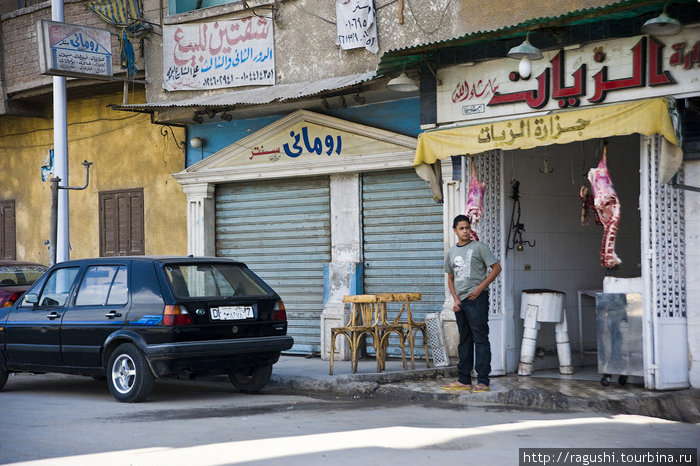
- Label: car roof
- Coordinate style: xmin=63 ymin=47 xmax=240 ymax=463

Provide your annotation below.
xmin=52 ymin=256 xmax=246 ymax=267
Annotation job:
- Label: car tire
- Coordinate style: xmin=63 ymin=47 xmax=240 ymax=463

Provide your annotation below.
xmin=228 ymin=363 xmax=273 ymax=393
xmin=107 ymin=343 xmax=154 ymax=403
xmin=0 ymin=366 xmax=8 ymax=391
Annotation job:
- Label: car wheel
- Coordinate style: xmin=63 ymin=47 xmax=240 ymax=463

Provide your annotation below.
xmin=107 ymin=343 xmax=154 ymax=403
xmin=228 ymin=363 xmax=273 ymax=393
xmin=0 ymin=366 xmax=8 ymax=391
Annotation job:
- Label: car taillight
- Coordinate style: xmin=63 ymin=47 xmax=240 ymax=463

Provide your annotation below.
xmin=163 ymin=305 xmax=193 ymax=326
xmin=272 ymin=300 xmax=286 ymax=321
xmin=2 ymin=292 xmax=21 ymax=307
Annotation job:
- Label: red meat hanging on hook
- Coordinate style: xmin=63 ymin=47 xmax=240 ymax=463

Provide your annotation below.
xmin=587 ymin=143 xmax=622 ymax=269
xmin=465 ymin=163 xmax=485 ymax=241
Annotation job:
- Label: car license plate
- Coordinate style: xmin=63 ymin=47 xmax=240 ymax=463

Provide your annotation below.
xmin=210 ymin=305 xmax=255 ymax=320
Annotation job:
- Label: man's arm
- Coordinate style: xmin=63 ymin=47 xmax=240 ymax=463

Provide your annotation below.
xmin=467 ymin=262 xmax=502 ymax=300
xmin=447 ymin=273 xmax=461 ymax=312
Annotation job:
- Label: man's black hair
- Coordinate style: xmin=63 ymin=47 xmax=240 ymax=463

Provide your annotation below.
xmin=453 ymin=214 xmax=471 ymax=229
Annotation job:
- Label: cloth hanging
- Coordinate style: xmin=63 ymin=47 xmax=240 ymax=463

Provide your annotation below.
xmin=88 ymin=0 xmax=152 ymax=76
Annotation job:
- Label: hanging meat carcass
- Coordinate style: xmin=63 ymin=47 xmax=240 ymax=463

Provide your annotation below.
xmin=587 ymin=143 xmax=622 ymax=268
xmin=465 ymin=164 xmax=485 ymax=241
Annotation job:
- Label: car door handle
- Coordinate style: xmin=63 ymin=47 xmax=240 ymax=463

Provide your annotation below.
xmin=46 ymin=311 xmax=61 ymax=320
xmin=105 ymin=310 xmax=123 ymax=319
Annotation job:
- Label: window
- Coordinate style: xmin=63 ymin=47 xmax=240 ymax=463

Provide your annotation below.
xmin=164 ymin=263 xmax=270 ymax=298
xmin=36 ymin=267 xmax=80 ymax=307
xmin=170 ymin=0 xmax=241 ymax=15
xmin=99 ymin=189 xmax=144 ymax=257
xmin=76 ymin=265 xmax=129 ymax=306
xmin=0 ymin=200 xmax=16 ymax=260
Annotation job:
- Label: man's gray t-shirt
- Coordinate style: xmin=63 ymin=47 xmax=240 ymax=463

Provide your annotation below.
xmin=444 ymin=240 xmax=499 ymax=300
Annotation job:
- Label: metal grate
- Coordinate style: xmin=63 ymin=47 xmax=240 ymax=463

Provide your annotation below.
xmin=468 ymin=150 xmax=504 ymax=316
xmin=646 ymin=136 xmax=686 ymax=318
xmin=425 ymin=313 xmax=449 ymax=367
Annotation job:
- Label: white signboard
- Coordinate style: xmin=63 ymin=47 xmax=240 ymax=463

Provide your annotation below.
xmin=335 ymin=0 xmax=378 ymax=54
xmin=37 ymin=20 xmax=112 ymax=78
xmin=162 ymin=16 xmax=275 ymax=91
xmin=437 ymin=28 xmax=700 ymax=125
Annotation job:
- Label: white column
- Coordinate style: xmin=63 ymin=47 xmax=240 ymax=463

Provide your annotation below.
xmin=182 ymin=183 xmax=215 ymax=256
xmin=684 ymin=159 xmax=700 ymax=389
xmin=321 ymin=174 xmax=361 ymax=361
xmin=440 ymin=157 xmax=463 ymax=359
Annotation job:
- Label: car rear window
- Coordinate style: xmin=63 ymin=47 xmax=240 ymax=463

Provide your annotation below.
xmin=163 ymin=263 xmax=272 ymax=298
xmin=0 ymin=264 xmax=47 ymax=286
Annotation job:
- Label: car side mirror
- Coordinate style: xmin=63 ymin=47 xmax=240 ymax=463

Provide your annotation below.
xmin=25 ymin=293 xmax=39 ymax=304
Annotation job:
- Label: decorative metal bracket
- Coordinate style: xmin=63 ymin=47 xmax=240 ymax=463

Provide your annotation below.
xmin=506 ymin=179 xmax=536 ymax=253
xmin=160 ymin=125 xmax=185 ymax=149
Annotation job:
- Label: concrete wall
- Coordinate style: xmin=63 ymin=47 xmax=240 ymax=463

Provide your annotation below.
xmin=0 ymin=90 xmax=187 ymax=263
xmin=685 ymin=159 xmax=700 ymax=388
xmin=142 ymin=0 xmax=620 ymax=103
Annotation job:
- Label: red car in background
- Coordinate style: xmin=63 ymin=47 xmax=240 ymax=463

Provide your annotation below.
xmin=0 ymin=261 xmax=48 ymax=307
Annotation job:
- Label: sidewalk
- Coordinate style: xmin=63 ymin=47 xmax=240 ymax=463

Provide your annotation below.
xmin=268 ymin=354 xmax=700 ymax=423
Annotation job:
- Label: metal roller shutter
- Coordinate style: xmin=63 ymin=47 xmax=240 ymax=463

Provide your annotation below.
xmin=216 ymin=177 xmax=331 ymax=354
xmin=362 ymin=169 xmax=444 ymax=358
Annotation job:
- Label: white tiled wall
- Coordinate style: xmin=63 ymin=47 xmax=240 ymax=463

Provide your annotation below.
xmin=503 ymin=135 xmax=642 ymax=372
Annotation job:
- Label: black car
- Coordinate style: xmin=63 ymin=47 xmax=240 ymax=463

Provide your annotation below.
xmin=0 ymin=256 xmax=293 ymax=402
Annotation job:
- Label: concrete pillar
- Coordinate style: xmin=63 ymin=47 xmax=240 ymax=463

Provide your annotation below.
xmin=321 ymin=174 xmax=362 ymax=361
xmin=182 ymin=183 xmax=215 ymax=256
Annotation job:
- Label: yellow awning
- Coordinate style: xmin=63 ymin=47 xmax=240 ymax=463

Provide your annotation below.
xmin=414 ymin=98 xmax=679 ymax=166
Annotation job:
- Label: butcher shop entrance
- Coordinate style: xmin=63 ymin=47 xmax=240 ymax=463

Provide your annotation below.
xmin=416 ymin=98 xmax=688 ymax=390
xmin=500 ymin=135 xmax=642 ymax=380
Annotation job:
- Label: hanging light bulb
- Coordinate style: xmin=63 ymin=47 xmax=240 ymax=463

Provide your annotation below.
xmin=519 ymin=55 xmax=532 ymax=79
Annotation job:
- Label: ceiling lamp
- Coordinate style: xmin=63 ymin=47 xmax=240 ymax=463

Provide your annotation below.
xmin=387 ymin=71 xmax=419 ymax=92
xmin=507 ymin=32 xmax=543 ymax=79
xmin=642 ymin=4 xmax=681 ymax=36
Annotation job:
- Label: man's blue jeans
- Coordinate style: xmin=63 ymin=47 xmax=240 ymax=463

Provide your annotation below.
xmin=455 ymin=291 xmax=491 ymax=386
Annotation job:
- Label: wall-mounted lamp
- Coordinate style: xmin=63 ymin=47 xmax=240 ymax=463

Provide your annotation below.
xmin=192 ymin=112 xmax=204 ymax=124
xmin=353 ymin=92 xmax=366 ymax=105
xmin=220 ymin=111 xmax=233 ymax=121
xmin=190 ymin=137 xmax=206 ymax=160
xmin=387 ymin=70 xmax=419 ymax=92
xmin=507 ymin=32 xmax=543 ymax=79
xmin=338 ymin=95 xmax=347 ymax=108
xmin=642 ymin=4 xmax=681 ymax=36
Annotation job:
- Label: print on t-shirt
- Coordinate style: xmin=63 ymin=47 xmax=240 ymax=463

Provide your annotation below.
xmin=453 ymin=249 xmax=473 ymax=282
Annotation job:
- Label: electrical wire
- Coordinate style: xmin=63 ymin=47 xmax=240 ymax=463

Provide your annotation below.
xmin=0 ymin=113 xmax=142 ymax=141
xmin=404 ymin=0 xmax=453 ymax=35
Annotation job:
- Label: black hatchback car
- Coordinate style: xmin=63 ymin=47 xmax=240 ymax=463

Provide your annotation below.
xmin=0 ymin=256 xmax=293 ymax=402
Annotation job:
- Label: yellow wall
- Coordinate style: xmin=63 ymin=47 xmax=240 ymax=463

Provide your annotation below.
xmin=0 ymin=90 xmax=187 ymax=264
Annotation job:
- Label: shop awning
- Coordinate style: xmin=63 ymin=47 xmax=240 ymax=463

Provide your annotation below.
xmin=414 ymin=98 xmax=680 ymax=172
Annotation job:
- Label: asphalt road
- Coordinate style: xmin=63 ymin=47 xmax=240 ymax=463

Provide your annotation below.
xmin=0 ymin=373 xmax=698 ymax=465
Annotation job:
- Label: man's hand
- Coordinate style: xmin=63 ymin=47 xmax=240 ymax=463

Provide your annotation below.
xmin=453 ymin=299 xmax=461 ymax=312
xmin=467 ymin=286 xmax=483 ymax=300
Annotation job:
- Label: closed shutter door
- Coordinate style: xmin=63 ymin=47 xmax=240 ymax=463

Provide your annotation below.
xmin=216 ymin=177 xmax=331 ymax=354
xmin=362 ymin=169 xmax=444 ymax=358
xmin=99 ymin=189 xmax=144 ymax=256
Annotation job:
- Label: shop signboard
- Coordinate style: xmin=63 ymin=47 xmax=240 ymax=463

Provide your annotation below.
xmin=162 ymin=16 xmax=275 ymax=91
xmin=37 ymin=20 xmax=112 ymax=79
xmin=437 ymin=27 xmax=700 ymax=125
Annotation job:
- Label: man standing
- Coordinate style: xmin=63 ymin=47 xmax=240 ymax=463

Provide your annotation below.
xmin=442 ymin=214 xmax=502 ymax=392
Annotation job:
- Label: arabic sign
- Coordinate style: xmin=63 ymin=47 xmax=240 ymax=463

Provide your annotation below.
xmin=336 ymin=0 xmax=379 ymax=54
xmin=212 ymin=121 xmax=407 ymax=169
xmin=162 ymin=16 xmax=274 ymax=91
xmin=437 ymin=28 xmax=700 ymax=125
xmin=415 ymin=98 xmax=677 ymax=165
xmin=37 ymin=20 xmax=112 ymax=78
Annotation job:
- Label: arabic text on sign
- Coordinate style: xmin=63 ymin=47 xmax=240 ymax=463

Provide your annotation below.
xmin=282 ymin=127 xmax=343 ymax=158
